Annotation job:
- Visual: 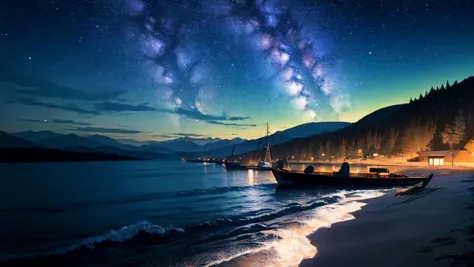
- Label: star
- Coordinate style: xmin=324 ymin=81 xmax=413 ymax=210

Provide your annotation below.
xmin=28 ymin=57 xmax=32 ymax=60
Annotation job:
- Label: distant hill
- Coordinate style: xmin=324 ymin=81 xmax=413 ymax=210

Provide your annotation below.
xmin=14 ymin=130 xmax=62 ymax=142
xmin=240 ymin=76 xmax=474 ymax=161
xmin=201 ymin=137 xmax=246 ymax=151
xmin=188 ymin=137 xmax=223 ymax=146
xmin=87 ymin=134 xmax=132 ymax=149
xmin=0 ymin=131 xmax=37 ymax=148
xmin=273 ymin=121 xmax=351 ymax=139
xmin=142 ymin=137 xmax=206 ymax=152
xmin=142 ymin=137 xmax=246 ymax=153
xmin=351 ymin=104 xmax=404 ymax=130
xmin=180 ymin=122 xmax=351 ymax=158
xmin=33 ymin=134 xmax=104 ymax=149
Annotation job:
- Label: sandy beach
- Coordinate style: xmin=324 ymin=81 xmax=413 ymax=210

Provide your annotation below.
xmin=300 ymin=167 xmax=474 ymax=267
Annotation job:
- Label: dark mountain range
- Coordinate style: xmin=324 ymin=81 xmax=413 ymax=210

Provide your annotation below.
xmin=200 ymin=137 xmax=246 ymax=151
xmin=0 ymin=131 xmax=37 ymax=148
xmin=14 ymin=131 xmax=241 ymax=154
xmin=141 ymin=137 xmax=207 ymax=152
xmin=32 ymin=134 xmax=105 ymax=149
xmin=14 ymin=130 xmax=63 ymax=142
xmin=188 ymin=137 xmax=223 ymax=146
xmin=141 ymin=137 xmax=246 ymax=153
xmin=240 ymin=76 xmax=474 ymax=161
xmin=6 ymin=119 xmax=349 ymax=160
xmin=180 ymin=122 xmax=351 ymax=158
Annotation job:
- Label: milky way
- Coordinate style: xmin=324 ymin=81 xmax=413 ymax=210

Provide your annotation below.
xmin=113 ymin=0 xmax=350 ymax=121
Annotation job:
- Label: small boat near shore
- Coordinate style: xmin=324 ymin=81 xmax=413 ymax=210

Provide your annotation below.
xmin=185 ymin=158 xmax=223 ymax=164
xmin=225 ymin=123 xmax=273 ymax=171
xmin=224 ymin=161 xmax=272 ymax=170
xmin=271 ymin=167 xmax=434 ymax=188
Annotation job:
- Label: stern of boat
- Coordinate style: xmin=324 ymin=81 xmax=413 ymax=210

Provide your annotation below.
xmin=421 ymin=173 xmax=435 ymax=188
xmin=271 ymin=168 xmax=294 ymax=186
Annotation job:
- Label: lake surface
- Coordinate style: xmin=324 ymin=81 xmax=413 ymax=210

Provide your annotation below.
xmin=0 ymin=161 xmax=391 ymax=266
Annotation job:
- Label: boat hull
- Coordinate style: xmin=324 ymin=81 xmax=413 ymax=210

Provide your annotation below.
xmin=271 ymin=168 xmax=434 ymax=188
xmin=185 ymin=159 xmax=223 ymax=164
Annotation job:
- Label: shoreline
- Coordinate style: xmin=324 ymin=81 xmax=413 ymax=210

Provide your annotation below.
xmin=299 ymin=168 xmax=474 ymax=267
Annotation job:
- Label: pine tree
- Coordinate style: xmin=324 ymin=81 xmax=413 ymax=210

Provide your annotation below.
xmin=442 ymin=110 xmax=466 ymax=165
xmin=381 ymin=128 xmax=399 ymax=156
xmin=440 ymin=84 xmax=446 ymax=90
xmin=419 ymin=93 xmax=424 ymax=100
xmin=392 ymin=133 xmax=406 ymax=157
xmin=325 ymin=140 xmax=332 ymax=158
xmin=467 ymin=113 xmax=474 ymax=140
xmin=446 ymin=80 xmax=451 ymax=89
xmin=452 ymin=110 xmax=466 ymax=147
xmin=465 ymin=139 xmax=474 ymax=154
xmin=338 ymin=138 xmax=347 ymax=159
xmin=429 ymin=131 xmax=445 ymax=150
xmin=318 ymin=143 xmax=324 ymax=159
xmin=373 ymin=131 xmax=382 ymax=152
xmin=409 ymin=98 xmax=413 ymax=104
xmin=366 ymin=130 xmax=373 ymax=152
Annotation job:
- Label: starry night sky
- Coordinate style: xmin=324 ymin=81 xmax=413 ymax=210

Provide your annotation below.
xmin=1 ymin=0 xmax=473 ymax=140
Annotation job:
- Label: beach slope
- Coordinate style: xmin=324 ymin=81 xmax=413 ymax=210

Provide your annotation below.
xmin=300 ymin=170 xmax=474 ymax=267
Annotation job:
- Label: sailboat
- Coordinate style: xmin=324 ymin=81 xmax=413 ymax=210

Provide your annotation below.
xmin=224 ymin=123 xmax=272 ymax=171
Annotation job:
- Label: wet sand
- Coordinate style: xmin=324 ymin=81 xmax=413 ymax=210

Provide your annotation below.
xmin=300 ymin=168 xmax=474 ymax=267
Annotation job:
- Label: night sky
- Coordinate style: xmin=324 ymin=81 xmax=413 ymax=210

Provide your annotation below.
xmin=1 ymin=0 xmax=473 ymax=141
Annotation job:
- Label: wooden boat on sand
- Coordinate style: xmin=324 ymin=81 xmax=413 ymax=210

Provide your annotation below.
xmin=271 ymin=167 xmax=434 ymax=188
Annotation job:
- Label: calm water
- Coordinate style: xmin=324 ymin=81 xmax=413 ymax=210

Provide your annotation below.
xmin=0 ymin=161 xmax=390 ymax=267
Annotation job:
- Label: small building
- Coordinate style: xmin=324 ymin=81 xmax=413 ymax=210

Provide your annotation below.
xmin=417 ymin=150 xmax=473 ymax=166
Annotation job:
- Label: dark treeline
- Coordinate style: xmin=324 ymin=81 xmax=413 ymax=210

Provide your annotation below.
xmin=242 ymin=76 xmax=474 ymax=161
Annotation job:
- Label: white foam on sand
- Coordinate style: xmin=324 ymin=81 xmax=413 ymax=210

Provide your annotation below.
xmin=201 ymin=190 xmax=387 ymax=267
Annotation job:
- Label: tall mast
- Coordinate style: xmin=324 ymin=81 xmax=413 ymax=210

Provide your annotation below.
xmin=266 ymin=122 xmax=270 ymax=147
xmin=264 ymin=122 xmax=271 ymax=163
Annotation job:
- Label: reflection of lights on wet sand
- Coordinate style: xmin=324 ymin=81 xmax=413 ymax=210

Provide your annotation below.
xmin=202 ymin=191 xmax=386 ymax=267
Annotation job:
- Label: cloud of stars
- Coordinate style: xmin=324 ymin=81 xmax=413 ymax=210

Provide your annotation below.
xmin=110 ymin=0 xmax=350 ymax=121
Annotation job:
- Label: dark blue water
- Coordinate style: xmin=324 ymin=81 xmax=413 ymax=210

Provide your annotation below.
xmin=0 ymin=161 xmax=388 ymax=267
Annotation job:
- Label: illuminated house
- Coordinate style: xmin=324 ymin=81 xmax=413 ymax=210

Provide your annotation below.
xmin=417 ymin=150 xmax=473 ymax=166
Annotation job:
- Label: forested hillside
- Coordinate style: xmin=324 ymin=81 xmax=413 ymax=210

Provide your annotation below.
xmin=242 ymin=76 xmax=474 ymax=161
